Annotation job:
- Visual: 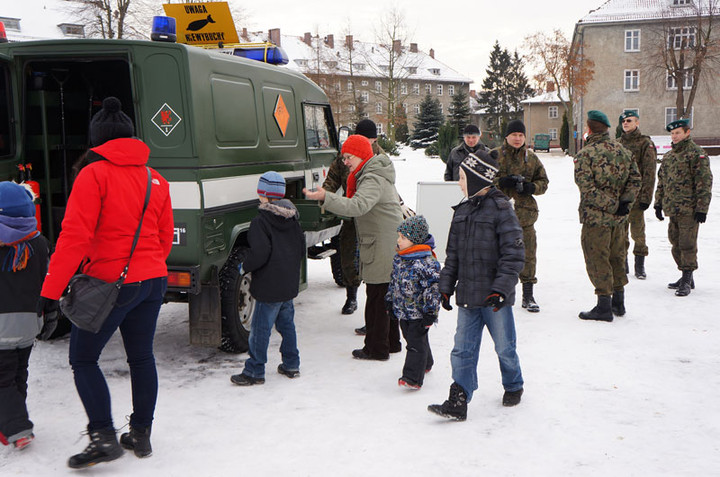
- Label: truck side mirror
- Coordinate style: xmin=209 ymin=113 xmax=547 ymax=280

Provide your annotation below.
xmin=338 ymin=126 xmax=350 ymax=147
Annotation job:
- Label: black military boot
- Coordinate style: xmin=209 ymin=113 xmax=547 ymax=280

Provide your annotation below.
xmin=428 ymin=382 xmax=467 ymax=421
xmin=68 ymin=428 xmax=123 ymax=469
xmin=341 ymin=286 xmax=358 ymax=315
xmin=611 ymin=289 xmax=626 ymax=316
xmin=120 ymin=425 xmax=152 ymax=458
xmin=521 ymin=282 xmax=540 ymax=313
xmin=675 ymin=271 xmax=694 ymax=297
xmin=634 ymin=255 xmax=646 ymax=279
xmin=579 ymin=295 xmax=613 ymax=322
xmin=668 ymin=274 xmax=694 ymax=290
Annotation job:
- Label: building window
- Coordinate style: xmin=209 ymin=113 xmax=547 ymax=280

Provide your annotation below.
xmin=380 ymin=65 xmax=389 ymax=72
xmin=349 ymin=104 xmax=355 ymax=112
xmin=436 ymin=84 xmax=443 ymax=96
xmin=425 ymin=84 xmax=432 ymax=95
xmin=347 ymin=80 xmax=353 ymax=91
xmin=549 ymin=128 xmax=558 ymax=140
xmin=335 ymin=82 xmax=341 ymax=92
xmin=355 ymin=63 xmax=366 ymax=71
xmin=361 ymin=80 xmax=369 ymax=86
xmin=324 ymin=61 xmax=337 ymax=69
xmin=624 ymin=70 xmax=640 ymax=91
xmin=548 ymin=106 xmax=559 ymax=119
xmin=402 ymin=102 xmax=408 ymax=113
xmin=405 ymin=66 xmax=418 ymax=74
xmin=375 ymin=81 xmax=382 ymax=93
xmin=376 ymin=102 xmax=383 ymax=114
xmin=361 ymin=91 xmax=369 ymax=103
xmin=377 ymin=123 xmax=383 ymax=135
xmin=625 ymin=29 xmax=640 ymax=52
xmin=448 ymin=85 xmax=455 ymax=96
xmin=0 ymin=17 xmax=20 ymax=31
xmin=672 ymin=0 xmax=691 ymax=5
xmin=666 ymin=70 xmax=694 ymax=90
xmin=400 ymin=83 xmax=408 ymax=95
xmin=413 ymin=84 xmax=420 ymax=95
xmin=668 ymin=27 xmax=696 ymax=49
xmin=428 ymin=68 xmax=440 ymax=75
xmin=294 ymin=59 xmax=308 ymax=67
xmin=414 ymin=104 xmax=420 ymax=114
xmin=665 ymin=107 xmax=694 ymax=128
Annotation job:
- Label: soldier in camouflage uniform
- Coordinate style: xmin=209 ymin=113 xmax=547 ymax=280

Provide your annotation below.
xmin=574 ymin=110 xmax=641 ymax=322
xmin=618 ymin=111 xmax=656 ymax=279
xmin=653 ymin=118 xmax=713 ymax=297
xmin=494 ymin=120 xmax=549 ymax=313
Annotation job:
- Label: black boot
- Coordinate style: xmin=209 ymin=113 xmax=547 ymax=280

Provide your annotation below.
xmin=634 ymin=255 xmax=646 ymax=279
xmin=428 ymin=382 xmax=467 ymax=421
xmin=341 ymin=286 xmax=358 ymax=315
xmin=675 ymin=271 xmax=694 ymax=297
xmin=668 ymin=274 xmax=694 ymax=290
xmin=521 ymin=282 xmax=540 ymax=313
xmin=120 ymin=425 xmax=152 ymax=458
xmin=579 ymin=295 xmax=613 ymax=322
xmin=68 ymin=428 xmax=124 ymax=469
xmin=611 ymin=289 xmax=626 ymax=316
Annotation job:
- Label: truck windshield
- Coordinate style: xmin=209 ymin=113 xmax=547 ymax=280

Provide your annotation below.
xmin=0 ymin=64 xmax=11 ymax=157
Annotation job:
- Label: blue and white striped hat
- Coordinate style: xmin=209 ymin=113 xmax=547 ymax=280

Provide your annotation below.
xmin=257 ymin=171 xmax=286 ymax=199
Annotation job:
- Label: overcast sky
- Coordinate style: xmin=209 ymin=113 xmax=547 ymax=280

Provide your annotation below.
xmin=241 ymin=0 xmax=605 ymax=89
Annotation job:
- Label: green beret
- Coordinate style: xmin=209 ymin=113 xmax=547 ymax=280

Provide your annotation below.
xmin=587 ymin=110 xmax=611 ymax=128
xmin=619 ymin=110 xmax=639 ymax=121
xmin=666 ymin=118 xmax=690 ymax=132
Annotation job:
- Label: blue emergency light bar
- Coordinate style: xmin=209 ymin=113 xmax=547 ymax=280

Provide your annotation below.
xmin=151 ymin=16 xmax=176 ymax=43
xmin=233 ymin=45 xmax=289 ymax=65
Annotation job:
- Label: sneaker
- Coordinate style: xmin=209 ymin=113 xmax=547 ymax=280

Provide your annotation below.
xmin=352 ymin=348 xmax=388 ymax=361
xmin=277 ymin=363 xmax=300 ymax=379
xmin=120 ymin=426 xmax=152 ymax=458
xmin=428 ymin=382 xmax=467 ymax=421
xmin=230 ymin=373 xmax=265 ymax=386
xmin=502 ymin=388 xmax=524 ymax=407
xmin=398 ymin=377 xmax=421 ymax=389
xmin=354 ymin=326 xmax=366 ymax=336
xmin=67 ymin=429 xmax=124 ymax=469
xmin=13 ymin=434 xmax=34 ymax=450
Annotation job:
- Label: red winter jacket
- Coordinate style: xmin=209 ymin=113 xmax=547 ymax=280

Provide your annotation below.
xmin=41 ymin=138 xmax=174 ymax=300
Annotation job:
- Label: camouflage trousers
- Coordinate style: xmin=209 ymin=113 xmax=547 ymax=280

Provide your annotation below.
xmin=339 ymin=219 xmax=361 ymax=287
xmin=668 ymin=214 xmax=699 ymax=271
xmin=520 ymin=224 xmax=537 ymax=284
xmin=581 ymin=223 xmax=628 ymax=296
xmin=624 ymin=207 xmax=648 ymax=257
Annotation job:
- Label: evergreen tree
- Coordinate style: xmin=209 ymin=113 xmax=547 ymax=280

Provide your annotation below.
xmin=448 ymin=90 xmax=472 ymax=138
xmin=436 ymin=122 xmax=458 ymax=163
xmin=410 ymin=94 xmax=443 ymax=149
xmin=507 ymin=51 xmax=534 ymax=120
xmin=395 ymin=104 xmax=410 ymax=144
xmin=352 ymin=93 xmax=367 ymax=125
xmin=560 ymin=111 xmax=569 ymax=151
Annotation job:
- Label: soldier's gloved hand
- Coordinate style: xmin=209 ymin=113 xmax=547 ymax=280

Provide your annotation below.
xmin=421 ymin=314 xmax=437 ymax=329
xmin=498 ymin=176 xmax=518 ymax=189
xmin=615 ymin=200 xmax=631 ymax=216
xmin=483 ymin=292 xmax=506 ymax=312
xmin=441 ymin=293 xmax=453 ymax=311
xmin=639 ymin=202 xmax=651 ymax=211
xmin=694 ymin=212 xmax=707 ymax=223
xmin=654 ymin=204 xmax=664 ymax=221
xmin=518 ymin=182 xmax=536 ymax=195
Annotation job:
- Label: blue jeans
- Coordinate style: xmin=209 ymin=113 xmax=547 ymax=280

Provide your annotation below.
xmin=242 ymin=300 xmax=299 ymax=378
xmin=450 ymin=305 xmax=523 ymax=401
xmin=69 ymin=277 xmax=166 ymax=432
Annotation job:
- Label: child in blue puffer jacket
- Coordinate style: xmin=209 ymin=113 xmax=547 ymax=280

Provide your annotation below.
xmin=385 ymin=215 xmax=441 ymax=389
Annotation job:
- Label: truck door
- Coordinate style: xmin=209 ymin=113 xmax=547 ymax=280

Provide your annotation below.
xmin=0 ymin=56 xmax=14 ymax=170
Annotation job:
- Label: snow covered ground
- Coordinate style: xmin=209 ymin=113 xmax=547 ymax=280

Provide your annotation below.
xmin=2 ymin=146 xmax=719 ymax=476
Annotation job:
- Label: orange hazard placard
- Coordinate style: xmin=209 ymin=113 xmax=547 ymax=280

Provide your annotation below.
xmin=163 ymin=2 xmax=239 ymax=45
xmin=274 ymin=95 xmax=290 ymax=137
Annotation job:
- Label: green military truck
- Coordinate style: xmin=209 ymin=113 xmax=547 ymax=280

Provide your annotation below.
xmin=0 ymin=36 xmax=341 ymax=352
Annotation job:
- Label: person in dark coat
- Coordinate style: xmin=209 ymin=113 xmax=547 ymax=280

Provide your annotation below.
xmin=231 ymin=171 xmax=305 ymax=386
xmin=0 ymin=182 xmax=52 ymax=451
xmin=443 ymin=124 xmax=488 ymax=181
xmin=428 ymin=150 xmax=526 ymax=421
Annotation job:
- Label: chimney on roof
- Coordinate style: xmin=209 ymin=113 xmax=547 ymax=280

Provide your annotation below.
xmin=268 ymin=28 xmax=281 ymax=47
xmin=546 ymin=81 xmax=555 ymax=92
xmin=325 ymin=34 xmax=334 ymax=49
xmin=304 ymin=32 xmax=312 ymax=46
xmin=410 ymin=43 xmax=418 ymax=53
xmin=241 ymin=27 xmax=248 ymax=41
xmin=429 ymin=48 xmax=434 ymax=59
xmin=393 ymin=39 xmax=401 ymax=54
xmin=345 ymin=35 xmax=353 ymax=50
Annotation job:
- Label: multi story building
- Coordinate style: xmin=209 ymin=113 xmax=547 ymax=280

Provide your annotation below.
xmin=521 ymin=87 xmax=566 ymax=150
xmin=572 ymin=0 xmax=720 ymax=143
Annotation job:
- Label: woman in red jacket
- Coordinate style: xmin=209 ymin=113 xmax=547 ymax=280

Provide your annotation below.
xmin=37 ymin=97 xmax=174 ymax=469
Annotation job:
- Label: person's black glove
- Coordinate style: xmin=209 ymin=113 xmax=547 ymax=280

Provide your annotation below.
xmin=615 ymin=200 xmax=631 ymax=216
xmin=639 ymin=202 xmax=650 ymax=211
xmin=36 ymin=297 xmax=59 ymax=341
xmin=421 ymin=314 xmax=437 ymax=329
xmin=518 ymin=182 xmax=536 ymax=195
xmin=498 ymin=176 xmax=518 ymax=189
xmin=441 ymin=293 xmax=453 ymax=311
xmin=654 ymin=204 xmax=664 ymax=221
xmin=483 ymin=292 xmax=506 ymax=312
xmin=694 ymin=212 xmax=707 ymax=223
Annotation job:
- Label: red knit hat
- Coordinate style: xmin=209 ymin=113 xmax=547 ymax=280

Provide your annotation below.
xmin=341 ymin=135 xmax=373 ymax=160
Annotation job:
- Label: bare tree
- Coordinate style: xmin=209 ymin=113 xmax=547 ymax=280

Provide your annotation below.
xmin=67 ymin=0 xmax=151 ymax=39
xmin=525 ymin=29 xmax=594 ymax=154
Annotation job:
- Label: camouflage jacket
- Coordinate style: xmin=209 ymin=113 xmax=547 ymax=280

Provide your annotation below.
xmin=574 ymin=132 xmax=641 ymax=226
xmin=493 ymin=141 xmax=549 ymax=214
xmin=322 ymin=141 xmax=384 ymax=195
xmin=654 ymin=137 xmax=713 ymax=217
xmin=619 ymin=128 xmax=657 ymax=207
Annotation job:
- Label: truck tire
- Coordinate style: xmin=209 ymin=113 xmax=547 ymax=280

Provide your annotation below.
xmin=219 ymin=246 xmax=255 ymax=353
xmin=329 ymin=235 xmax=345 ymax=287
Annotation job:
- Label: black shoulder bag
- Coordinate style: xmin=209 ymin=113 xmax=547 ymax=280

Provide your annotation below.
xmin=60 ymin=168 xmax=152 ymax=333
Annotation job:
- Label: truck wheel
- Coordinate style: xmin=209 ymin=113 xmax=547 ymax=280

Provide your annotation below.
xmin=219 ymin=246 xmax=255 ymax=353
xmin=329 ymin=235 xmax=345 ymax=287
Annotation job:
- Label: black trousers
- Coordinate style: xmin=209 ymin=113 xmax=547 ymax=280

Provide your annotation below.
xmin=0 ymin=346 xmax=33 ymax=442
xmin=400 ymin=320 xmax=434 ymax=385
xmin=363 ymin=283 xmax=400 ymax=359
